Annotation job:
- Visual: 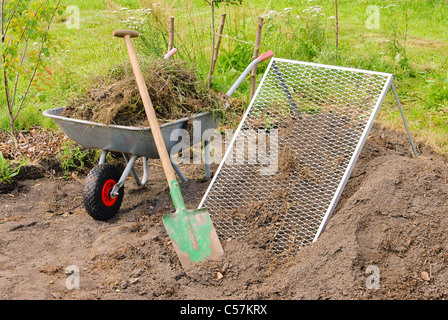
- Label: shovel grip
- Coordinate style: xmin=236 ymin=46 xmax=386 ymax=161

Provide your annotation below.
xmin=113 ymin=30 xmax=139 ymax=38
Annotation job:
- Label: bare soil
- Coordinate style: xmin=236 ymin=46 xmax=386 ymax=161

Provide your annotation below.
xmin=1 ymin=123 xmax=448 ymax=300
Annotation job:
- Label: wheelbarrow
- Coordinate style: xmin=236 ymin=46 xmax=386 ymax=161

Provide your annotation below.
xmin=43 ymin=49 xmax=273 ymax=221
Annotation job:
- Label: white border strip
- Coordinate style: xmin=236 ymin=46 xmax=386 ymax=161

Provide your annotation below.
xmin=198 ymin=58 xmax=276 ymax=209
xmin=273 ymin=57 xmax=393 ymax=78
xmin=199 ymin=57 xmax=395 ymax=245
xmin=199 ymin=58 xmax=391 ymax=209
xmin=312 ymin=74 xmax=394 ymax=242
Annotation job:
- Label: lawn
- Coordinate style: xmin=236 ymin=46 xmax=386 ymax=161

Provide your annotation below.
xmin=1 ymin=0 xmax=448 ymax=154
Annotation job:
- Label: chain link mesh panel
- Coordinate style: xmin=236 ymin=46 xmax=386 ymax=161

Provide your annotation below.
xmin=200 ymin=58 xmax=392 ymax=257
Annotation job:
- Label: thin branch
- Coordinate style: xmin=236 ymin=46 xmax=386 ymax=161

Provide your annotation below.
xmin=1 ymin=2 xmax=10 ymax=112
xmin=4 ymin=5 xmax=38 ymax=114
xmin=3 ymin=8 xmax=16 ymax=40
xmin=14 ymin=0 xmax=60 ymax=120
xmin=3 ymin=65 xmax=12 ymax=111
xmin=1 ymin=0 xmax=6 ymax=112
xmin=1 ymin=0 xmax=4 ymax=38
xmin=10 ymin=7 xmax=41 ymax=108
xmin=10 ymin=38 xmax=28 ymax=108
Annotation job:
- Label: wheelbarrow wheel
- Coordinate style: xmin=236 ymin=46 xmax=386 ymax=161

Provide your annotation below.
xmin=82 ymin=163 xmax=124 ymax=221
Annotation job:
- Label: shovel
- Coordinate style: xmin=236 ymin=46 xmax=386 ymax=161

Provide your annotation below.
xmin=114 ymin=29 xmax=224 ymax=270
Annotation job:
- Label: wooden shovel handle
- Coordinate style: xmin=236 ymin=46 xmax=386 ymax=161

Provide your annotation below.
xmin=119 ymin=34 xmax=177 ymax=185
xmin=113 ymin=30 xmax=139 ymax=38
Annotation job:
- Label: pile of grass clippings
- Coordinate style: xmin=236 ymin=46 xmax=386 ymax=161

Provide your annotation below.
xmin=61 ymin=57 xmax=227 ymax=127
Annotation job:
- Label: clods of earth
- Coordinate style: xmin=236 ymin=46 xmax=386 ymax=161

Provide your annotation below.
xmin=1 ymin=122 xmax=448 ymax=300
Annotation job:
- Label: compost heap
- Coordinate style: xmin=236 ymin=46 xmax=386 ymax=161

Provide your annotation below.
xmin=61 ymin=57 xmax=226 ymax=126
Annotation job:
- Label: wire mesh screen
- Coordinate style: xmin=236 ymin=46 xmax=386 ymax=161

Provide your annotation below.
xmin=200 ymin=58 xmax=392 ymax=257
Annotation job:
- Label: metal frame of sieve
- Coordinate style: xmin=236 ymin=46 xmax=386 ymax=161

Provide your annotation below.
xmin=199 ymin=57 xmax=418 ymax=255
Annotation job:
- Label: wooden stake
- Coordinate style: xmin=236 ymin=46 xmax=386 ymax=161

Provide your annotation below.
xmin=334 ymin=0 xmax=338 ymax=62
xmin=168 ymin=16 xmax=175 ymax=51
xmin=211 ymin=13 xmax=227 ymax=77
xmin=207 ymin=1 xmax=216 ymax=89
xmin=250 ymin=17 xmax=264 ymax=100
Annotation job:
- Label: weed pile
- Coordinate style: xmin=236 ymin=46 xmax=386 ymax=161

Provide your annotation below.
xmin=61 ymin=57 xmax=227 ymax=126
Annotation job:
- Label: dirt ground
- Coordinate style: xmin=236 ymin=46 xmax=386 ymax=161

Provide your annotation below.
xmin=1 ymin=123 xmax=447 ymax=300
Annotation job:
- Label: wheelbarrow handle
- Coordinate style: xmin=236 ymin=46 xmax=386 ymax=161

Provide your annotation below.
xmin=225 ymin=50 xmax=274 ymax=99
xmin=257 ymin=50 xmax=274 ymax=62
xmin=164 ymin=48 xmax=178 ymax=60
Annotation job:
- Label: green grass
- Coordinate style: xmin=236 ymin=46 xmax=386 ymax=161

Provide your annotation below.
xmin=0 ymin=1 xmax=139 ymax=131
xmin=1 ymin=0 xmax=448 ymax=155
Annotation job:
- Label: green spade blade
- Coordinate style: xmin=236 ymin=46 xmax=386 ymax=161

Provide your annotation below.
xmin=163 ymin=180 xmax=224 ymax=270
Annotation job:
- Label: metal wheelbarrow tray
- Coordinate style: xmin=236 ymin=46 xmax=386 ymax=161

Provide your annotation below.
xmin=44 ymin=106 xmax=219 ymax=220
xmin=43 ymin=107 xmax=218 ymax=161
xmin=43 ymin=50 xmax=273 ymax=221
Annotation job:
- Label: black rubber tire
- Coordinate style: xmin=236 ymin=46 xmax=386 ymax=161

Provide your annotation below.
xmin=82 ymin=163 xmax=124 ymax=221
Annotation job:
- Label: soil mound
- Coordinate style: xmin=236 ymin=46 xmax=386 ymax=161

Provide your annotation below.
xmin=256 ymin=125 xmax=448 ymax=299
xmin=1 ymin=124 xmax=448 ymax=300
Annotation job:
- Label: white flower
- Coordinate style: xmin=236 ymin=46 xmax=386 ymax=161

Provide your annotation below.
xmin=327 ymin=16 xmax=336 ymax=19
xmin=310 ymin=5 xmax=323 ymax=13
xmin=264 ymin=10 xmax=281 ymax=19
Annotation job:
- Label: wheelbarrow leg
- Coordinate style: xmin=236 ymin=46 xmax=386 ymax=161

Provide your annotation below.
xmin=141 ymin=157 xmax=149 ymax=185
xmin=122 ymin=152 xmax=186 ymax=185
xmin=204 ymin=138 xmax=211 ymax=178
xmin=99 ymin=150 xmax=108 ymax=164
xmin=111 ymin=154 xmax=139 ymax=196
xmin=122 ymin=153 xmax=145 ymax=186
xmin=171 ymin=159 xmax=188 ymax=183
